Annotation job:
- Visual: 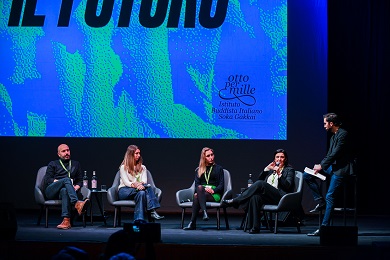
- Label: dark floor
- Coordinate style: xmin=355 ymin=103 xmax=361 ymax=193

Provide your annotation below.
xmin=2 ymin=210 xmax=390 ymax=260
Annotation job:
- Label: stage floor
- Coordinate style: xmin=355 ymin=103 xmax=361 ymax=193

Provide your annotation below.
xmin=2 ymin=210 xmax=390 ymax=259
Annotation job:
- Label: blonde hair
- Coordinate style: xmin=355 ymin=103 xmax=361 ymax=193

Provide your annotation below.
xmin=120 ymin=145 xmax=143 ymax=176
xmin=197 ymin=147 xmax=214 ymax=177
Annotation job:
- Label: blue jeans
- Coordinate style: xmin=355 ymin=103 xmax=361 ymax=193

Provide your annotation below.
xmin=303 ymin=166 xmax=344 ymax=226
xmin=45 ymin=178 xmax=79 ymax=218
xmin=118 ymin=186 xmax=160 ymax=221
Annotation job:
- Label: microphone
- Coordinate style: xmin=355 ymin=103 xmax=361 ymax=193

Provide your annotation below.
xmin=274 ymin=162 xmax=280 ymax=173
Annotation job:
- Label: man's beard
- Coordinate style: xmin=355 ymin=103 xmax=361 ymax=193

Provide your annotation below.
xmin=60 ymin=156 xmax=70 ymax=162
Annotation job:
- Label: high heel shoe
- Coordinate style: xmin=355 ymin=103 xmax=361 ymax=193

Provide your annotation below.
xmin=150 ymin=210 xmax=165 ymax=220
xmin=183 ymin=221 xmax=196 ymax=230
xmin=202 ymin=211 xmax=209 ymax=221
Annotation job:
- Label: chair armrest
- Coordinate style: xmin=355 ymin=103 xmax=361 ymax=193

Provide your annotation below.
xmin=155 ymin=187 xmax=162 ymax=203
xmin=220 ymin=189 xmax=233 ymax=203
xmin=80 ymin=186 xmax=91 ymax=200
xmin=34 ymin=186 xmax=46 ymax=205
xmin=107 ymin=186 xmax=118 ymax=205
xmin=176 ymin=188 xmax=193 ymax=205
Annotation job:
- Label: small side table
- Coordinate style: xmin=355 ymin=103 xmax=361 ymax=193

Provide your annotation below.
xmin=90 ymin=189 xmax=108 ymax=225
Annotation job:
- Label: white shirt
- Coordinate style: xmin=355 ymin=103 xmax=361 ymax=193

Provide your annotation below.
xmin=264 ymin=166 xmax=281 ymax=189
xmin=118 ymin=164 xmax=147 ymax=190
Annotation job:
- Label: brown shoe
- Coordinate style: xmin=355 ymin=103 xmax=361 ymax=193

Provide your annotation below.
xmin=75 ymin=199 xmax=89 ymax=215
xmin=57 ymin=217 xmax=71 ymax=229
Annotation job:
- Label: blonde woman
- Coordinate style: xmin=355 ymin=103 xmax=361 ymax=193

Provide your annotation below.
xmin=118 ymin=145 xmax=164 ymax=221
xmin=183 ymin=147 xmax=224 ymax=230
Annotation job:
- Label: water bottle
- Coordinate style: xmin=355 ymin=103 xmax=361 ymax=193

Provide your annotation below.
xmin=83 ymin=171 xmax=88 ymax=188
xmin=248 ymin=173 xmax=253 ymax=187
xmin=91 ymin=171 xmax=97 ymax=190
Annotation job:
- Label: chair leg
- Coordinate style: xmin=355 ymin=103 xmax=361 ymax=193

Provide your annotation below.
xmin=181 ymin=208 xmax=185 ymax=229
xmin=268 ymin=212 xmax=274 ymax=232
xmin=274 ymin=212 xmax=278 ymax=234
xmin=223 ymin=207 xmax=229 ymax=230
xmin=45 ymin=207 xmax=49 ymax=228
xmin=113 ymin=207 xmax=118 ymax=228
xmin=263 ymin=211 xmax=270 ymax=231
xmin=217 ymin=208 xmax=220 ymax=230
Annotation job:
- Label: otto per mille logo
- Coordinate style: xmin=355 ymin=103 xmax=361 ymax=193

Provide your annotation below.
xmin=215 ymin=75 xmax=262 ymax=120
xmin=7 ymin=0 xmax=229 ymax=28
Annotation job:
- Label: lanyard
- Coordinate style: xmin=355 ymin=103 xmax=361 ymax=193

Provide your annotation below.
xmin=272 ymin=167 xmax=284 ymax=184
xmin=204 ymin=166 xmax=213 ymax=184
xmin=59 ymin=160 xmax=72 ymax=177
xmin=271 ymin=173 xmax=277 ymax=184
xmin=135 ymin=172 xmax=142 ymax=182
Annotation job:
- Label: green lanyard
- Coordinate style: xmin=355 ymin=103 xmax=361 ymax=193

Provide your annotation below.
xmin=135 ymin=172 xmax=142 ymax=182
xmin=204 ymin=166 xmax=213 ymax=184
xmin=271 ymin=173 xmax=277 ymax=184
xmin=59 ymin=160 xmax=72 ymax=177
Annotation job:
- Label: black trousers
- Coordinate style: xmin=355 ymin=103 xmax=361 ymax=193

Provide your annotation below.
xmin=236 ymin=180 xmax=281 ymax=230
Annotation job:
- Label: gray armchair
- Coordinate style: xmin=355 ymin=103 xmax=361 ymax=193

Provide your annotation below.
xmin=261 ymin=171 xmax=304 ymax=233
xmin=34 ymin=166 xmax=91 ymax=228
xmin=107 ymin=170 xmax=162 ymax=227
xmin=175 ymin=169 xmax=233 ymax=230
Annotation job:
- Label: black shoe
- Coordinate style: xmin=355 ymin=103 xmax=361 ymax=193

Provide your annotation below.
xmin=307 ymin=229 xmax=320 ymax=236
xmin=222 ymin=199 xmax=234 ymax=207
xmin=202 ymin=211 xmax=209 ymax=221
xmin=309 ymin=202 xmax=326 ymax=213
xmin=249 ymin=228 xmax=260 ymax=234
xmin=183 ymin=222 xmax=196 ymax=230
xmin=150 ymin=210 xmax=165 ymax=220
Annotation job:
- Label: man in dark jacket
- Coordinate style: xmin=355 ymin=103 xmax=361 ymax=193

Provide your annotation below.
xmin=304 ymin=113 xmax=354 ymax=236
xmin=44 ymin=144 xmax=89 ymax=229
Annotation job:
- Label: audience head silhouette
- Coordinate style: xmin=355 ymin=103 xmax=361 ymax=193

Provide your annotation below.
xmin=102 ymin=230 xmax=136 ymax=260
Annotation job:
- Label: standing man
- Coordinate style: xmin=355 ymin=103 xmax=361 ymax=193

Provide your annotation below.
xmin=304 ymin=113 xmax=354 ymax=236
xmin=44 ymin=144 xmax=89 ymax=229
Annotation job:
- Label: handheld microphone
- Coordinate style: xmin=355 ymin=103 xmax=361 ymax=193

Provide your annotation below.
xmin=274 ymin=162 xmax=280 ymax=173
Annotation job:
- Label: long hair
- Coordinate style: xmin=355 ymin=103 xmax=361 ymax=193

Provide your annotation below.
xmin=274 ymin=148 xmax=290 ymax=167
xmin=120 ymin=145 xmax=143 ymax=176
xmin=197 ymin=147 xmax=214 ymax=177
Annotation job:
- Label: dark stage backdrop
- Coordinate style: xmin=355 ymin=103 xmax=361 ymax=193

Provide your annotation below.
xmin=0 ymin=0 xmax=330 ymax=214
xmin=327 ymin=0 xmax=390 ymax=215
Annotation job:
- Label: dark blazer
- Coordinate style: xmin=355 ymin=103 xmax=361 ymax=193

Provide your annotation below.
xmin=320 ymin=127 xmax=353 ymax=176
xmin=258 ymin=165 xmax=295 ymax=196
xmin=194 ymin=164 xmax=224 ymax=195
